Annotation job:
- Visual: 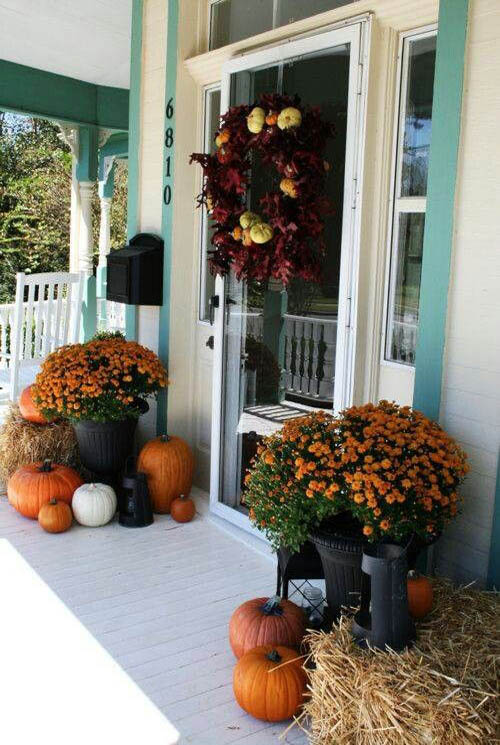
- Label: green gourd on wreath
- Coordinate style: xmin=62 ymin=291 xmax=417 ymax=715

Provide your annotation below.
xmin=229 ymin=595 xmax=305 ymax=659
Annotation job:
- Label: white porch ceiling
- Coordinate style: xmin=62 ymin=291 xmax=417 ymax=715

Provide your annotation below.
xmin=0 ymin=0 xmax=132 ymax=89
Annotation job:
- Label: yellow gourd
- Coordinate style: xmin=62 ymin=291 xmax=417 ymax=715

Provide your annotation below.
xmin=250 ymin=222 xmax=274 ymax=244
xmin=277 ymin=107 xmax=302 ymax=130
xmin=239 ymin=211 xmax=260 ymax=229
xmin=247 ymin=107 xmax=265 ymax=134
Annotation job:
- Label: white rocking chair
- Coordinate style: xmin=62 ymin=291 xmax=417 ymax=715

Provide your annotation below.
xmin=0 ymin=271 xmax=85 ymax=403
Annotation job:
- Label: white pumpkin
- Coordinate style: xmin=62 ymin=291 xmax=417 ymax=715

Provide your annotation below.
xmin=72 ymin=483 xmax=117 ymax=527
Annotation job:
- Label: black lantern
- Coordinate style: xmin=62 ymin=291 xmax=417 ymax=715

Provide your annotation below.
xmin=352 ymin=543 xmax=415 ymax=651
xmin=119 ymin=459 xmax=154 ymax=528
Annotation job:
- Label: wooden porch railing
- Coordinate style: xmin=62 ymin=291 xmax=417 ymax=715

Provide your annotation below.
xmin=244 ymin=311 xmax=337 ymax=405
xmin=282 ymin=314 xmax=337 ymax=403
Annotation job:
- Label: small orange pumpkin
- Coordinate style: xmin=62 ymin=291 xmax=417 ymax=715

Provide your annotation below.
xmin=265 ymin=111 xmax=278 ymax=126
xmin=171 ymin=494 xmax=196 ymax=523
xmin=19 ymin=385 xmax=48 ymax=424
xmin=229 ymin=596 xmax=305 ymax=659
xmin=233 ymin=645 xmax=307 ymax=722
xmin=7 ymin=460 xmax=83 ymax=519
xmin=407 ymin=571 xmax=434 ymax=618
xmin=137 ymin=435 xmax=194 ymax=514
xmin=38 ymin=498 xmax=73 ymax=533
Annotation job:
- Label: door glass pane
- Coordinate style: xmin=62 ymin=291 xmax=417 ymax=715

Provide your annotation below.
xmin=220 ymin=45 xmax=350 ymax=513
xmin=200 ymin=88 xmax=221 ymax=321
xmin=386 ymin=212 xmax=425 ymax=365
xmin=209 ymin=0 xmax=356 ymax=50
xmin=400 ymin=35 xmax=436 ymax=197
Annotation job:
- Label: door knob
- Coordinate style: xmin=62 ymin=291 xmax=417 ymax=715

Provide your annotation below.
xmin=206 ymin=335 xmax=214 ymax=350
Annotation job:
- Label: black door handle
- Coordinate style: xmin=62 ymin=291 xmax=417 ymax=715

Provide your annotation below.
xmin=209 ymin=294 xmax=219 ymax=326
xmin=206 ymin=335 xmax=214 ymax=350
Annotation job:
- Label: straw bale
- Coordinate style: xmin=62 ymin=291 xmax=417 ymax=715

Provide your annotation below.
xmin=0 ymin=404 xmax=80 ymax=484
xmin=293 ymin=580 xmax=499 ymax=744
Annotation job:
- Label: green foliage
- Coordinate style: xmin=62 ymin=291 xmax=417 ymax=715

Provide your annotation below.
xmin=0 ymin=112 xmax=127 ymax=304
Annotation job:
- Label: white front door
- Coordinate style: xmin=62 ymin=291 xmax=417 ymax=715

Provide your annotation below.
xmin=209 ymin=22 xmax=369 ymax=534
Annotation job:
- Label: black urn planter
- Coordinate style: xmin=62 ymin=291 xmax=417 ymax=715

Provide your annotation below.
xmin=310 ymin=513 xmax=429 ymax=619
xmin=73 ymin=402 xmax=148 ymax=483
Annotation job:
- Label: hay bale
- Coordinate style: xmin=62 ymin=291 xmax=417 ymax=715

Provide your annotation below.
xmin=0 ymin=404 xmax=80 ymax=484
xmin=297 ymin=580 xmax=499 ymax=745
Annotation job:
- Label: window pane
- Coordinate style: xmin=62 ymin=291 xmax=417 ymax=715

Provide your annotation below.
xmin=209 ymin=0 xmax=356 ymax=51
xmin=277 ymin=0 xmax=355 ymax=27
xmin=199 ymin=88 xmax=221 ymax=321
xmin=400 ymin=35 xmax=436 ymax=197
xmin=210 ymin=0 xmax=273 ymax=50
xmin=386 ymin=212 xmax=425 ymax=365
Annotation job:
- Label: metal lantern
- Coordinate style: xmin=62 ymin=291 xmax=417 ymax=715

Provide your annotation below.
xmin=119 ymin=459 xmax=154 ymax=528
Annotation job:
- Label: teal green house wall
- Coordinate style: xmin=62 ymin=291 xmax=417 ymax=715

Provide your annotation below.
xmin=413 ymin=0 xmax=469 ymax=421
xmin=157 ymin=0 xmax=179 ymax=434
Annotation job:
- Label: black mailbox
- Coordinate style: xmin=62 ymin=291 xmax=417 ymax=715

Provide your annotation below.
xmin=106 ymin=233 xmax=164 ymax=305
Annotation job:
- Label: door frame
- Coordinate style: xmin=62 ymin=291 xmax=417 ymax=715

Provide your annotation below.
xmin=209 ymin=20 xmax=371 ymax=534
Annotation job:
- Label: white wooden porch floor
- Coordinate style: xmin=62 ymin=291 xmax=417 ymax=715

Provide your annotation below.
xmin=0 ymin=493 xmax=309 ymax=744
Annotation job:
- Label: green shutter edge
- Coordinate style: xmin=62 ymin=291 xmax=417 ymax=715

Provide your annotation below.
xmin=125 ymin=0 xmax=145 ymax=341
xmin=0 ymin=59 xmax=129 ymax=130
xmin=413 ymin=0 xmax=469 ymax=420
xmin=157 ymin=0 xmax=179 ymax=435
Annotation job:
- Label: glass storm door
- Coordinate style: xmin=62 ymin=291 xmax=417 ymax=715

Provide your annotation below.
xmin=210 ymin=24 xmax=367 ymax=532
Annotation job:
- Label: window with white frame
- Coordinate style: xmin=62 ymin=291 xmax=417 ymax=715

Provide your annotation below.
xmin=384 ymin=29 xmax=437 ymax=366
xmin=199 ymin=85 xmax=221 ymax=322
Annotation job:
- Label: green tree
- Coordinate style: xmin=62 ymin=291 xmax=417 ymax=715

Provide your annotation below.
xmin=0 ymin=113 xmax=127 ymax=304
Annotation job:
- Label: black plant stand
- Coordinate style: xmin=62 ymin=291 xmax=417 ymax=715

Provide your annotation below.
xmin=276 ymin=541 xmax=325 ymax=601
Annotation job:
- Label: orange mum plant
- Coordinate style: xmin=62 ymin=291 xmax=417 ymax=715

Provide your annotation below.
xmin=34 ymin=332 xmax=168 ymax=423
xmin=244 ymin=402 xmax=469 ymax=551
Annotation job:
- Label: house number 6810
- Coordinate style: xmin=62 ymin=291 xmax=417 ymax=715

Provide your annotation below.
xmin=163 ymin=97 xmax=174 ymax=206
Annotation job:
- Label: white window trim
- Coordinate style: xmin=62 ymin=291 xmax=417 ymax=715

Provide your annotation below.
xmin=198 ymin=83 xmax=221 ymax=325
xmin=381 ymin=24 xmax=437 ymax=370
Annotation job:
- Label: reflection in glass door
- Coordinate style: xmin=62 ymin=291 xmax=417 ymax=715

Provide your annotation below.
xmin=211 ymin=25 xmax=366 ymax=528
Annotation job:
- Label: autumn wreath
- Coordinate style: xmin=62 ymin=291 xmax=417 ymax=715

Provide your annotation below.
xmin=190 ymin=93 xmax=335 ymax=284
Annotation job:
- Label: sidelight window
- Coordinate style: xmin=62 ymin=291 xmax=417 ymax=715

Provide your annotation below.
xmin=384 ymin=29 xmax=437 ymax=366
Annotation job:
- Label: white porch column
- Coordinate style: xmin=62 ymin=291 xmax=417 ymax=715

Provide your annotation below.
xmin=98 ymin=196 xmax=112 ymax=268
xmin=57 ymin=124 xmax=80 ymax=272
xmin=78 ymin=182 xmax=94 ymax=276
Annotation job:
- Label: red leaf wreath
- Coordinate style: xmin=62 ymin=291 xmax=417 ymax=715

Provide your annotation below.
xmin=190 ymin=93 xmax=335 ymax=285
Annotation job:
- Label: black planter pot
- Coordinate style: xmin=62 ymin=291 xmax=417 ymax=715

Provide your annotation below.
xmin=73 ymin=401 xmax=148 ymax=483
xmin=310 ymin=513 xmax=430 ymax=619
xmin=310 ymin=516 xmax=367 ymax=619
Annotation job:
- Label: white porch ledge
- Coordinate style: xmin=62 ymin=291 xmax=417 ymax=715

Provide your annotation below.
xmin=0 ymin=490 xmax=307 ymax=744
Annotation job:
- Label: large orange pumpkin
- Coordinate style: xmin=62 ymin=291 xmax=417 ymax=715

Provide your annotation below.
xmin=407 ymin=571 xmax=434 ymax=619
xmin=233 ymin=645 xmax=307 ymax=722
xmin=19 ymin=385 xmax=47 ymax=425
xmin=8 ymin=460 xmax=83 ymax=519
xmin=137 ymin=435 xmax=194 ymax=514
xmin=38 ymin=498 xmax=73 ymax=534
xmin=229 ymin=595 xmax=306 ymax=659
